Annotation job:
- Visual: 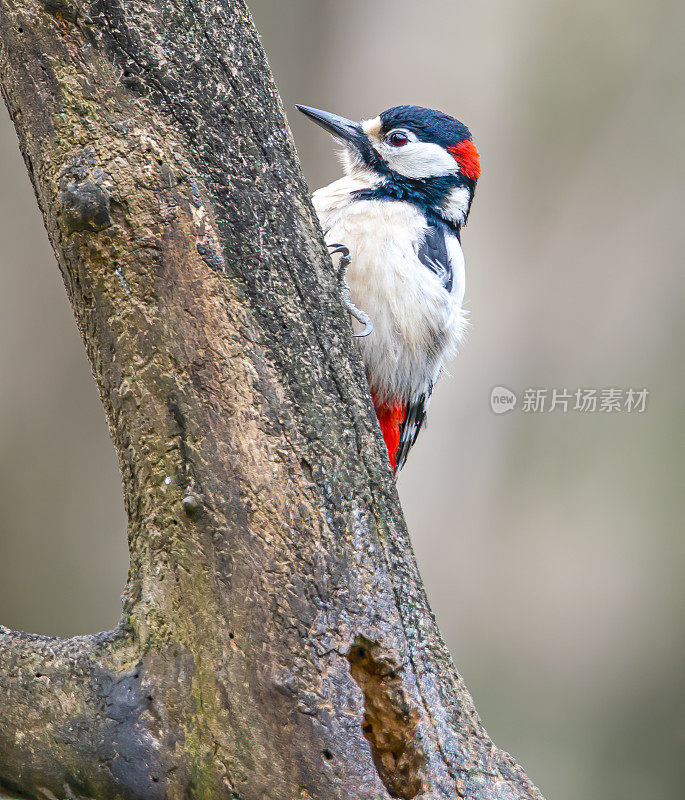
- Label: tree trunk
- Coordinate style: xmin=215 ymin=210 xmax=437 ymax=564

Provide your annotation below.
xmin=0 ymin=1 xmax=544 ymax=798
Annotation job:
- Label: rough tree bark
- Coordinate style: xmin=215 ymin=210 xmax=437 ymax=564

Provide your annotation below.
xmin=0 ymin=1 xmax=544 ymax=798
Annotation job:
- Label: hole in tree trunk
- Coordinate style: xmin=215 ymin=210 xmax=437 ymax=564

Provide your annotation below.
xmin=346 ymin=636 xmax=425 ymax=799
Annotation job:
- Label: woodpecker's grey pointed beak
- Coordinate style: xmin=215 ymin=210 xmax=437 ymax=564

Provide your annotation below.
xmin=296 ymin=105 xmax=362 ymax=145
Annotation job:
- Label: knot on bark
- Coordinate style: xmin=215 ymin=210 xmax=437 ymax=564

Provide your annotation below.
xmin=58 ymin=148 xmax=112 ymax=234
xmin=41 ymin=0 xmax=78 ymax=23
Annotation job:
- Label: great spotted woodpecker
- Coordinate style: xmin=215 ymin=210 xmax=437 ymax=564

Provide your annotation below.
xmin=297 ymin=104 xmax=480 ymax=473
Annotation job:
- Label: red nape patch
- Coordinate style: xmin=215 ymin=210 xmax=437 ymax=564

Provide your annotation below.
xmin=372 ymin=395 xmax=406 ymax=472
xmin=447 ymin=140 xmax=481 ymax=180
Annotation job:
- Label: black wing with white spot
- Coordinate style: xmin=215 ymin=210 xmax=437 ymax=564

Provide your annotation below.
xmin=395 ymin=388 xmax=432 ymax=473
xmin=417 ymin=219 xmax=456 ymax=292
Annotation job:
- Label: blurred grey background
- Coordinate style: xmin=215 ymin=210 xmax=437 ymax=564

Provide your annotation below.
xmin=1 ymin=1 xmax=683 ymax=797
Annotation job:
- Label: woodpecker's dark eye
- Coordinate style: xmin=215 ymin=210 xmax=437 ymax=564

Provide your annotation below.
xmin=388 ymin=131 xmax=409 ymax=147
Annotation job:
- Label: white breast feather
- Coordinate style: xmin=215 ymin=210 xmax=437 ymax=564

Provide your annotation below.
xmin=313 ymin=185 xmax=467 ymax=404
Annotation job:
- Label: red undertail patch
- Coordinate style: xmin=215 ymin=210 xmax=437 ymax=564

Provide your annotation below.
xmin=447 ymin=139 xmax=481 ymax=180
xmin=372 ymin=395 xmax=406 ymax=472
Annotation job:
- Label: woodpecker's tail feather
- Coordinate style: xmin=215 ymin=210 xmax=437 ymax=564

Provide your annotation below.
xmin=371 ymin=389 xmax=431 ymax=474
xmin=395 ymin=391 xmax=431 ymax=472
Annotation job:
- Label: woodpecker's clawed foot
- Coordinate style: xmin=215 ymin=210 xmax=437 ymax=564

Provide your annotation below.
xmin=327 ymin=243 xmax=373 ymax=337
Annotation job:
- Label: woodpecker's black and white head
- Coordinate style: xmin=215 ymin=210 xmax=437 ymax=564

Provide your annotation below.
xmin=297 ymin=104 xmax=481 ymax=230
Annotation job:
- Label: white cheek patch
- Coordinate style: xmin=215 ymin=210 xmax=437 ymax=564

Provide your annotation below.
xmin=442 ymin=186 xmax=471 ymax=226
xmin=376 ymin=141 xmax=459 ymax=179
